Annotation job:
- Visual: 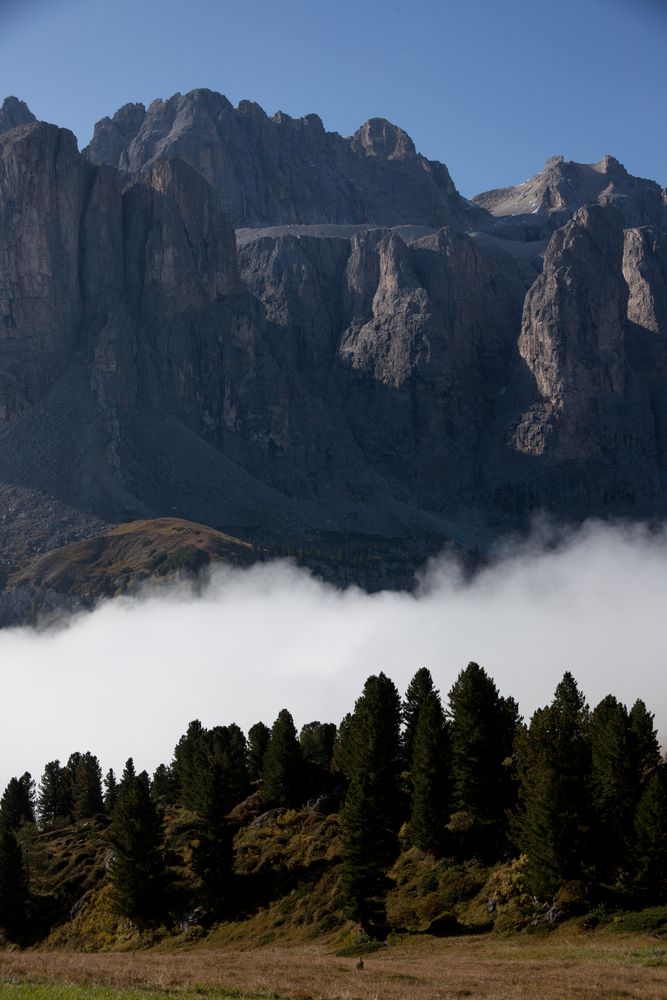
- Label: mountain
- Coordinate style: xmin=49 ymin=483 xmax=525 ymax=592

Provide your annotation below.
xmin=0 ymin=91 xmax=667 ymax=613
xmin=84 ymin=88 xmax=484 ymax=229
xmin=474 ymin=153 xmax=667 ymax=237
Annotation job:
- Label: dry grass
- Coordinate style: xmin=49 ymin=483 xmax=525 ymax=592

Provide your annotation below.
xmin=1 ymin=932 xmax=666 ymax=1000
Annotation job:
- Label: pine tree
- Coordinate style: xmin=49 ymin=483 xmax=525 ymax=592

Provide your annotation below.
xmin=190 ymin=758 xmax=235 ymax=914
xmin=300 ymin=722 xmax=337 ymax=768
xmin=516 ymin=672 xmax=592 ymax=898
xmin=260 ymin=710 xmax=304 ymax=808
xmin=0 ymin=774 xmax=36 ymax=831
xmin=331 ymin=713 xmax=355 ymax=779
xmin=117 ymin=758 xmax=137 ymax=802
xmin=628 ymin=700 xmax=661 ymax=789
xmin=107 ymin=771 xmax=168 ymax=922
xmin=589 ymin=695 xmax=633 ymax=878
xmin=70 ymin=753 xmax=104 ymax=820
xmin=0 ymin=823 xmax=27 ymax=938
xmin=632 ymin=764 xmax=667 ymax=895
xmin=103 ymin=769 xmax=119 ymax=814
xmin=172 ymin=721 xmax=207 ymax=810
xmin=339 ymin=673 xmax=402 ymax=934
xmin=247 ymin=722 xmax=271 ymax=782
xmin=150 ymin=764 xmax=177 ymax=807
xmin=402 ymin=667 xmax=437 ymax=765
xmin=409 ymin=692 xmax=450 ymax=854
xmin=447 ymin=662 xmax=519 ymax=829
xmin=207 ymin=724 xmax=249 ymax=811
xmin=37 ymin=761 xmax=72 ymax=828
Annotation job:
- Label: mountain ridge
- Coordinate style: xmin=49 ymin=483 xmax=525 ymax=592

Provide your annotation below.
xmin=0 ymin=92 xmax=666 ymax=615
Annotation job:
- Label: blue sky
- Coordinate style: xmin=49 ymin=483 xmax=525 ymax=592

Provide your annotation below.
xmin=0 ymin=0 xmax=665 ymax=196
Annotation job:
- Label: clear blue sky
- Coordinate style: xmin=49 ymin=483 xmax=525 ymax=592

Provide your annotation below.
xmin=0 ymin=0 xmax=665 ymax=197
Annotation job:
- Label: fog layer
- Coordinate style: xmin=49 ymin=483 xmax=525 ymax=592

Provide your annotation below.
xmin=1 ymin=520 xmax=664 ymax=791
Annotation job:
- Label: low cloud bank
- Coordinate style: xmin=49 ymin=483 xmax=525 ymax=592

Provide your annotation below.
xmin=1 ymin=519 xmax=665 ymax=791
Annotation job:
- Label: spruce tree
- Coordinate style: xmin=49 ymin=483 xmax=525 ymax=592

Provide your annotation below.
xmin=589 ymin=695 xmax=633 ymax=878
xmin=632 ymin=764 xmax=667 ymax=895
xmin=628 ymin=700 xmax=661 ymax=788
xmin=37 ymin=761 xmax=72 ymax=828
xmin=300 ymin=722 xmax=337 ymax=768
xmin=260 ymin=710 xmax=304 ymax=808
xmin=447 ymin=662 xmax=519 ymax=828
xmin=516 ymin=672 xmax=592 ymax=898
xmin=107 ymin=771 xmax=168 ymax=922
xmin=331 ymin=713 xmax=355 ymax=779
xmin=0 ymin=774 xmax=36 ymax=831
xmin=70 ymin=753 xmax=104 ymax=820
xmin=0 ymin=823 xmax=28 ymax=938
xmin=117 ymin=758 xmax=137 ymax=802
xmin=409 ymin=692 xmax=450 ymax=854
xmin=172 ymin=721 xmax=207 ymax=810
xmin=150 ymin=764 xmax=178 ymax=807
xmin=190 ymin=758 xmax=235 ymax=914
xmin=103 ymin=769 xmax=119 ymax=814
xmin=207 ymin=724 xmax=249 ymax=811
xmin=339 ymin=673 xmax=401 ymax=934
xmin=247 ymin=722 xmax=271 ymax=782
xmin=402 ymin=667 xmax=438 ymax=765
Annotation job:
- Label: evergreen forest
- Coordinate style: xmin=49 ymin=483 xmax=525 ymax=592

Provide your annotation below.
xmin=1 ymin=663 xmax=666 ymax=947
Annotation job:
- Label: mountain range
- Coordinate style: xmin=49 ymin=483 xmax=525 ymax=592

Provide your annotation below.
xmin=0 ymin=89 xmax=666 ymax=616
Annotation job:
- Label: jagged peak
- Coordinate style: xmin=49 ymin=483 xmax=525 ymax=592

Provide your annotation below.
xmin=351 ymin=117 xmax=416 ymax=160
xmin=0 ymin=96 xmax=36 ymax=134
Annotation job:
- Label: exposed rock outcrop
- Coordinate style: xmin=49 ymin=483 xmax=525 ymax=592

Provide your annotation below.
xmin=0 ymin=96 xmax=35 ymax=134
xmin=474 ymin=154 xmax=667 ymax=233
xmin=84 ymin=89 xmax=484 ymax=229
xmin=2 ymin=97 xmax=667 ymax=602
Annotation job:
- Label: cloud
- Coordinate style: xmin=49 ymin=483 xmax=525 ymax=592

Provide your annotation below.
xmin=0 ymin=519 xmax=665 ymax=794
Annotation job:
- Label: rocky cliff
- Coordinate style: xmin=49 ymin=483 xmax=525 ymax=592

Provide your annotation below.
xmin=1 ymin=93 xmax=667 ymax=605
xmin=84 ymin=89 xmax=484 ymax=229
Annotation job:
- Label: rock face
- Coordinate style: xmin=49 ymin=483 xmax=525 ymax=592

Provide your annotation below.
xmin=1 ymin=97 xmax=667 ymax=594
xmin=0 ymin=96 xmax=35 ymax=134
xmin=84 ymin=89 xmax=483 ymax=229
xmin=474 ymin=154 xmax=667 ymax=234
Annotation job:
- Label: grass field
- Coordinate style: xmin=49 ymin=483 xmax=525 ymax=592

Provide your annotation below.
xmin=0 ymin=988 xmax=262 ymax=1000
xmin=0 ymin=930 xmax=666 ymax=1000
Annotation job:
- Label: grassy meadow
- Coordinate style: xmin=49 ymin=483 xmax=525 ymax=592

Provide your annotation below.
xmin=0 ymin=929 xmax=666 ymax=1000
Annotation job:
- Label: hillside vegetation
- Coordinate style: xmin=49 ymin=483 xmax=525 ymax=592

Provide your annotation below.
xmin=0 ymin=664 xmax=664 ymax=958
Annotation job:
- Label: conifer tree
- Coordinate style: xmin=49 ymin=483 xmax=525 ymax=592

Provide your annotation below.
xmin=632 ymin=764 xmax=667 ymax=894
xmin=0 ymin=774 xmax=36 ymax=831
xmin=190 ymin=758 xmax=235 ymax=914
xmin=261 ymin=710 xmax=304 ymax=808
xmin=172 ymin=721 xmax=207 ymax=810
xmin=300 ymin=722 xmax=337 ymax=768
xmin=150 ymin=764 xmax=177 ymax=807
xmin=247 ymin=722 xmax=271 ymax=782
xmin=207 ymin=724 xmax=249 ymax=811
xmin=107 ymin=771 xmax=168 ymax=922
xmin=0 ymin=823 xmax=27 ymax=938
xmin=70 ymin=753 xmax=104 ymax=820
xmin=448 ymin=662 xmax=519 ymax=826
xmin=37 ymin=761 xmax=72 ymax=828
xmin=103 ymin=769 xmax=119 ymax=814
xmin=516 ymin=672 xmax=592 ymax=898
xmin=409 ymin=692 xmax=451 ymax=854
xmin=331 ymin=713 xmax=355 ymax=779
xmin=628 ymin=700 xmax=661 ymax=789
xmin=339 ymin=673 xmax=401 ymax=934
xmin=589 ymin=695 xmax=633 ymax=878
xmin=402 ymin=667 xmax=438 ymax=765
xmin=117 ymin=758 xmax=137 ymax=802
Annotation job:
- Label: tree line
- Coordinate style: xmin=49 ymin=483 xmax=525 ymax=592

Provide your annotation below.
xmin=0 ymin=663 xmax=665 ymax=940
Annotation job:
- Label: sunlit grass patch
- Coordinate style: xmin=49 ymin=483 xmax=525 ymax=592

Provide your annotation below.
xmin=0 ymin=984 xmax=270 ymax=999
